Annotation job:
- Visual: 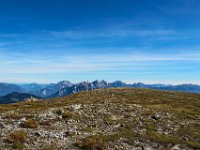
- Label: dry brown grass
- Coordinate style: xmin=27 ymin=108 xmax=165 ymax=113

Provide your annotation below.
xmin=7 ymin=130 xmax=27 ymax=143
xmin=21 ymin=119 xmax=38 ymax=128
xmin=62 ymin=111 xmax=74 ymax=119
xmin=4 ymin=112 xmax=23 ymax=120
xmin=76 ymin=136 xmax=106 ymax=150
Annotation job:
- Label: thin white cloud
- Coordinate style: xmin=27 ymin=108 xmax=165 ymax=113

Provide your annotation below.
xmin=0 ymin=51 xmax=200 ymax=74
xmin=49 ymin=28 xmax=174 ymax=40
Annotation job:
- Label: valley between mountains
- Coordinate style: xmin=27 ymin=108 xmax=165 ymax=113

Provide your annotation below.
xmin=0 ymin=88 xmax=200 ymax=150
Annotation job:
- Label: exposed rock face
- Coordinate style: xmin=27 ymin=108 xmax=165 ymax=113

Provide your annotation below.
xmin=0 ymin=88 xmax=199 ymax=150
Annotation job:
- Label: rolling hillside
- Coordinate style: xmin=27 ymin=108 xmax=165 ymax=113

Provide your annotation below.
xmin=0 ymin=88 xmax=199 ymax=149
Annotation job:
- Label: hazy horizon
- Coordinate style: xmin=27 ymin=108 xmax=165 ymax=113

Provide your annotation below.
xmin=1 ymin=79 xmax=199 ymax=86
xmin=0 ymin=0 xmax=200 ymax=84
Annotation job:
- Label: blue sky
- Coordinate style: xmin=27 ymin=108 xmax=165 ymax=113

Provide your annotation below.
xmin=0 ymin=0 xmax=200 ymax=84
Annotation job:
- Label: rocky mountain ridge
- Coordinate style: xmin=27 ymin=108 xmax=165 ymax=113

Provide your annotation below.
xmin=0 ymin=80 xmax=200 ymax=102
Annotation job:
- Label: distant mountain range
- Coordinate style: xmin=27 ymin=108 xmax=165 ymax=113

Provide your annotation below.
xmin=0 ymin=83 xmax=24 ymax=96
xmin=0 ymin=81 xmax=74 ymax=97
xmin=0 ymin=92 xmax=41 ymax=104
xmin=0 ymin=80 xmax=200 ymax=104
xmin=29 ymin=80 xmax=74 ymax=98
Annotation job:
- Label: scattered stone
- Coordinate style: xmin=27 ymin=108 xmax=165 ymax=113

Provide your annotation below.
xmin=0 ymin=123 xmax=4 ymax=128
xmin=170 ymin=144 xmax=181 ymax=150
xmin=151 ymin=114 xmax=161 ymax=120
xmin=34 ymin=131 xmax=41 ymax=136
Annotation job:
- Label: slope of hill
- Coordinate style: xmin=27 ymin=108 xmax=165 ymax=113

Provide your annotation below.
xmin=0 ymin=88 xmax=199 ymax=149
xmin=0 ymin=92 xmax=41 ymax=104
